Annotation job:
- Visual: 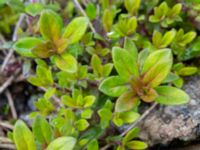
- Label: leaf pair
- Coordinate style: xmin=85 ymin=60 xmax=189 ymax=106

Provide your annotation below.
xmin=114 ymin=16 xmax=137 ymax=37
xmin=152 ymin=29 xmax=176 ymax=49
xmin=91 ymin=54 xmax=113 ymax=79
xmin=149 ymin=2 xmax=182 ymax=27
xmin=62 ymin=90 xmax=96 ymax=108
xmin=28 ymin=65 xmax=53 ymax=87
xmin=124 ymin=0 xmax=140 ymax=15
xmin=117 ymin=128 xmax=147 ymax=150
xmin=173 ymin=29 xmax=196 ymax=47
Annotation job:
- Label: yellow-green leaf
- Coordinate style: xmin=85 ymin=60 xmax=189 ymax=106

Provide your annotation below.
xmin=14 ymin=120 xmax=36 ymax=150
xmin=115 ymin=91 xmax=139 ymax=112
xmin=99 ymin=76 xmax=129 ymax=97
xmin=40 ymin=9 xmax=63 ymax=42
xmin=46 ymin=136 xmax=76 ymax=150
xmin=13 ymin=37 xmax=43 ymax=58
xmin=155 ymin=86 xmax=189 ymax=105
xmin=63 ymin=17 xmax=88 ymax=45
xmin=54 ymin=53 xmax=77 ymax=73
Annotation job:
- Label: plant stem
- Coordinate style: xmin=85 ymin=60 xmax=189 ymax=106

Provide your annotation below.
xmin=73 ymin=0 xmax=97 ymax=33
xmin=5 ymin=90 xmax=17 ymax=119
xmin=120 ymin=102 xmax=158 ymax=137
xmin=0 ymin=121 xmax=14 ymax=130
xmin=0 ymin=69 xmax=20 ymax=95
xmin=100 ymin=143 xmax=114 ymax=150
xmin=1 ymin=14 xmax=25 ymax=71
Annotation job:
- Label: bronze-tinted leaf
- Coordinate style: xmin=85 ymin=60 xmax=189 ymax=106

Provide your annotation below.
xmin=32 ymin=41 xmax=56 ymax=58
xmin=115 ymin=91 xmax=139 ymax=112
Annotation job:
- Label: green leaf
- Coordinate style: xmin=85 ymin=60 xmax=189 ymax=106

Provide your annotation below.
xmin=86 ymin=2 xmax=96 ymax=20
xmin=173 ymin=77 xmax=184 ymax=88
xmin=34 ymin=98 xmax=55 ymax=115
xmin=155 ymin=86 xmax=189 ymax=105
xmin=44 ymin=88 xmax=56 ymax=99
xmin=40 ymin=9 xmax=63 ymax=41
xmin=32 ymin=41 xmax=56 ymax=58
xmin=37 ymin=65 xmax=53 ymax=84
xmin=13 ymin=120 xmax=36 ymax=150
xmin=102 ymin=63 xmax=113 ymax=77
xmin=181 ymin=38 xmax=200 ymax=60
xmin=124 ymin=38 xmax=138 ymax=61
xmin=99 ymin=76 xmax=129 ymax=97
xmin=117 ymin=145 xmax=125 ymax=150
xmin=152 ymin=31 xmax=162 ymax=48
xmin=81 ymin=109 xmax=93 ymax=119
xmin=13 ymin=37 xmax=43 ymax=58
xmin=87 ymin=139 xmax=99 ymax=150
xmin=98 ymin=108 xmax=113 ymax=128
xmin=160 ymin=30 xmax=176 ymax=48
xmin=115 ymin=17 xmax=137 ymax=36
xmin=178 ymin=67 xmax=197 ymax=76
xmin=46 ymin=136 xmax=76 ymax=150
xmin=149 ymin=2 xmax=169 ymax=23
xmin=167 ymin=3 xmax=182 ymax=18
xmin=115 ymin=91 xmax=139 ymax=112
xmin=113 ymin=114 xmax=124 ymax=127
xmin=119 ymin=111 xmax=140 ymax=124
xmin=179 ymin=31 xmax=197 ymax=46
xmin=25 ymin=3 xmax=43 ymax=17
xmin=75 ymin=119 xmax=89 ymax=131
xmin=142 ymin=49 xmax=172 ymax=87
xmin=63 ymin=17 xmax=88 ymax=45
xmin=28 ymin=65 xmax=54 ymax=87
xmin=98 ymin=107 xmax=113 ymax=121
xmin=112 ymin=47 xmax=139 ymax=80
xmin=182 ymin=31 xmax=196 ymax=43
xmin=126 ymin=140 xmax=148 ymax=150
xmin=162 ymin=72 xmax=179 ymax=83
xmin=124 ymin=0 xmax=140 ymax=15
xmin=54 ymin=53 xmax=77 ymax=73
xmin=153 ymin=30 xmax=176 ymax=48
xmin=62 ymin=95 xmax=76 ymax=107
xmin=142 ymin=49 xmax=171 ymax=71
xmin=33 ymin=115 xmax=53 ymax=144
xmin=83 ymin=96 xmax=96 ymax=107
xmin=0 ymin=0 xmax=6 ymax=5
xmin=123 ymin=128 xmax=140 ymax=144
xmin=91 ymin=54 xmax=102 ymax=76
xmin=155 ymin=2 xmax=169 ymax=18
xmin=7 ymin=0 xmax=25 ymax=12
xmin=102 ymin=8 xmax=114 ymax=32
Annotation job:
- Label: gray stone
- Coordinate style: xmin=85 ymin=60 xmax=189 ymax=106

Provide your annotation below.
xmin=139 ymin=76 xmax=200 ymax=146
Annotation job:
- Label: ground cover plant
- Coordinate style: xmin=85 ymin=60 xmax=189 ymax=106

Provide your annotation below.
xmin=1 ymin=0 xmax=200 ymax=149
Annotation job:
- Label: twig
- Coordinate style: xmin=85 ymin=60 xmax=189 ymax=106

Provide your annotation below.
xmin=0 ymin=144 xmax=16 ymax=149
xmin=12 ymin=14 xmax=25 ymax=42
xmin=5 ymin=90 xmax=17 ymax=119
xmin=0 ymin=68 xmax=20 ymax=95
xmin=100 ymin=103 xmax=158 ymax=150
xmin=0 ymin=76 xmax=15 ymax=95
xmin=73 ymin=0 xmax=97 ymax=33
xmin=1 ymin=14 xmax=25 ymax=71
xmin=0 ymin=121 xmax=14 ymax=130
xmin=0 ymin=137 xmax=13 ymax=144
xmin=39 ymin=87 xmax=62 ymax=107
xmin=100 ymin=143 xmax=113 ymax=150
xmin=120 ymin=102 xmax=158 ymax=137
xmin=0 ymin=49 xmax=14 ymax=72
